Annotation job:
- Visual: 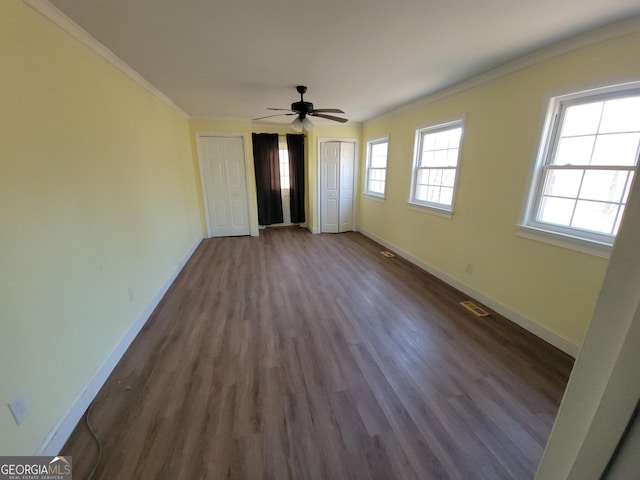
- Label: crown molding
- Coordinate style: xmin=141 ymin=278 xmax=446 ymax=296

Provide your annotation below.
xmin=371 ymin=15 xmax=640 ymax=122
xmin=24 ymin=0 xmax=189 ymax=118
xmin=189 ymin=115 xmax=364 ymax=128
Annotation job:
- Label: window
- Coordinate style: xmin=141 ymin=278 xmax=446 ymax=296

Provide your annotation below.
xmin=278 ymin=136 xmax=291 ymax=224
xmin=278 ymin=138 xmax=290 ymax=191
xmin=365 ymin=137 xmax=388 ymax=197
xmin=410 ymin=120 xmax=463 ymax=212
xmin=522 ymin=84 xmax=640 ymax=249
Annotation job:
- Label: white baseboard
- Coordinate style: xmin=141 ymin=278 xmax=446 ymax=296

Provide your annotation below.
xmin=36 ymin=236 xmax=204 ymax=455
xmin=358 ymin=228 xmax=579 ymax=357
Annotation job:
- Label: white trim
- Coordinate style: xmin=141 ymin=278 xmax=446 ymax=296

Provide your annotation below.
xmin=35 ymin=236 xmax=203 ymax=455
xmin=406 ymin=202 xmax=454 ymax=219
xmin=516 ymin=225 xmax=612 ymax=259
xmin=195 ymin=132 xmax=258 ymax=238
xmin=195 ymin=134 xmax=214 ymax=238
xmin=358 ymin=227 xmax=579 ymax=357
xmin=370 ymin=16 xmax=640 ymax=122
xmin=23 ymin=0 xmax=188 ymax=118
xmin=362 ymin=193 xmax=386 ymax=203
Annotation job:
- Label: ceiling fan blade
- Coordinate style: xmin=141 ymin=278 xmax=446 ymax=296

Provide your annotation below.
xmin=312 ymin=108 xmax=345 ymax=114
xmin=267 ymin=108 xmax=294 ymax=111
xmin=252 ymin=113 xmax=295 ymax=121
xmin=310 ymin=113 xmax=349 ymax=123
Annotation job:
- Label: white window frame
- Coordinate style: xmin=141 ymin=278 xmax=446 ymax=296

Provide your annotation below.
xmin=519 ymin=82 xmax=640 ymax=257
xmin=409 ymin=119 xmax=464 ymax=215
xmin=364 ymin=136 xmax=389 ymax=198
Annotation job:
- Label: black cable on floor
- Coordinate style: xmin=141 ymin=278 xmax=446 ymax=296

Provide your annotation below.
xmin=85 ymin=399 xmax=103 ymax=480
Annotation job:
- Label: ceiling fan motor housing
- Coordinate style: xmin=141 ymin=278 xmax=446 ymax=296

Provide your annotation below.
xmin=292 ymin=101 xmax=314 ymax=117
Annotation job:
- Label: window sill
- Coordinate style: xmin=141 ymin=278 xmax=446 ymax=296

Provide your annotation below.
xmin=516 ymin=225 xmax=612 ymax=259
xmin=407 ymin=202 xmax=453 ymax=219
xmin=363 ymin=192 xmax=386 ymax=202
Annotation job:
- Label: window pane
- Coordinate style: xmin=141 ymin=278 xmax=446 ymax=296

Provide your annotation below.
xmin=371 ymin=141 xmax=388 ymax=157
xmin=426 ymin=186 xmax=441 ymax=203
xmin=572 ymin=200 xmax=617 ymax=234
xmin=371 ymin=157 xmax=386 ymax=169
xmin=554 ymin=136 xmax=595 ymax=165
xmin=370 ymin=141 xmax=388 ymax=168
xmin=439 ymin=127 xmax=461 ymax=148
xmin=415 ymin=185 xmax=427 ymax=201
xmin=433 ymin=149 xmax=449 ymax=167
xmin=417 ymin=168 xmax=429 ymax=185
xmin=543 ymin=168 xmax=583 ymax=198
xmin=579 ymin=170 xmax=627 ymax=203
xmin=420 ymin=150 xmax=435 ymax=167
xmin=279 ymin=149 xmax=290 ymax=189
xmin=561 ymin=102 xmax=603 ymax=136
xmin=442 ymin=169 xmax=456 ymax=187
xmin=368 ymin=180 xmax=384 ymax=194
xmin=440 ymin=187 xmax=454 ymax=206
xmin=591 ymin=133 xmax=640 ymax=166
xmin=447 ymin=148 xmax=460 ymax=166
xmin=422 ymin=133 xmax=436 ymax=151
xmin=431 ymin=168 xmax=443 ymax=186
xmin=599 ymin=97 xmax=640 ymax=133
xmin=538 ymin=196 xmax=575 ymax=225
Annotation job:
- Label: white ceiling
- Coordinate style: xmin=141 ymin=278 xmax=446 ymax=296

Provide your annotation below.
xmin=50 ymin=0 xmax=640 ymax=125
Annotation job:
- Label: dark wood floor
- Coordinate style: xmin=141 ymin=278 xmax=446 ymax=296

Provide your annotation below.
xmin=63 ymin=228 xmax=573 ymax=479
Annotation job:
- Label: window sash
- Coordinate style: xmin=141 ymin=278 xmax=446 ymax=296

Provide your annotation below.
xmin=367 ymin=167 xmax=386 ymax=194
xmin=410 ymin=121 xmax=463 ymax=211
xmin=532 ymin=164 xmax=634 ymax=240
xmin=365 ymin=138 xmax=388 ymax=197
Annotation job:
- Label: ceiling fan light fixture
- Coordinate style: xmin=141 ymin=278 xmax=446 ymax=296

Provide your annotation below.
xmin=291 ymin=117 xmax=303 ymax=132
xmin=302 ymin=117 xmax=314 ymax=131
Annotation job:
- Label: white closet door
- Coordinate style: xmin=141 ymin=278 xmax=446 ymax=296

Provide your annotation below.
xmin=201 ymin=136 xmax=250 ymax=237
xmin=320 ymin=140 xmax=356 ymax=234
xmin=339 ymin=142 xmax=355 ymax=233
xmin=321 ymin=142 xmax=340 ymax=233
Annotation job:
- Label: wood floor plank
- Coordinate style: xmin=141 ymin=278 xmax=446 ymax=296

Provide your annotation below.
xmin=62 ymin=228 xmax=573 ymax=479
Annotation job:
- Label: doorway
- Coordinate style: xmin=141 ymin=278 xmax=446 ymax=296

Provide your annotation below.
xmin=198 ymin=135 xmax=251 ymax=237
xmin=319 ymin=140 xmax=356 ymax=233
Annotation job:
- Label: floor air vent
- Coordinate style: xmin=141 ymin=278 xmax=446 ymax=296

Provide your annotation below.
xmin=460 ymin=301 xmax=490 ymax=317
xmin=380 ymin=250 xmax=396 ymax=258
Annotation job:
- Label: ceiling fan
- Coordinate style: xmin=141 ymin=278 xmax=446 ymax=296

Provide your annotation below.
xmin=253 ymin=85 xmax=348 ymax=131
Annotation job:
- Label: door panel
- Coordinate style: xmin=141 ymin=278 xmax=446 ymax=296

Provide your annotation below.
xmin=339 ymin=142 xmax=355 ymax=233
xmin=320 ymin=140 xmax=355 ymax=234
xmin=201 ymin=136 xmax=250 ymax=237
xmin=321 ymin=142 xmax=340 ymax=233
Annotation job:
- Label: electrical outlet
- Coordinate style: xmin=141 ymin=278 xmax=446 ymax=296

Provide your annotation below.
xmin=128 ymin=288 xmax=135 ymax=302
xmin=8 ymin=395 xmax=29 ymax=425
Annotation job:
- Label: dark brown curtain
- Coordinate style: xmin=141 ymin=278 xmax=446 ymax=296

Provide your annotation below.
xmin=252 ymin=133 xmax=283 ymax=225
xmin=287 ymin=134 xmax=306 ymax=224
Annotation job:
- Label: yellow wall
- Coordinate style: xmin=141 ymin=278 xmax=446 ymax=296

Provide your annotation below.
xmin=189 ymin=119 xmax=361 ymax=234
xmin=5 ymin=0 xmax=637 ymax=456
xmin=359 ymin=26 xmax=640 ymax=348
xmin=0 ymin=0 xmax=202 ymax=454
